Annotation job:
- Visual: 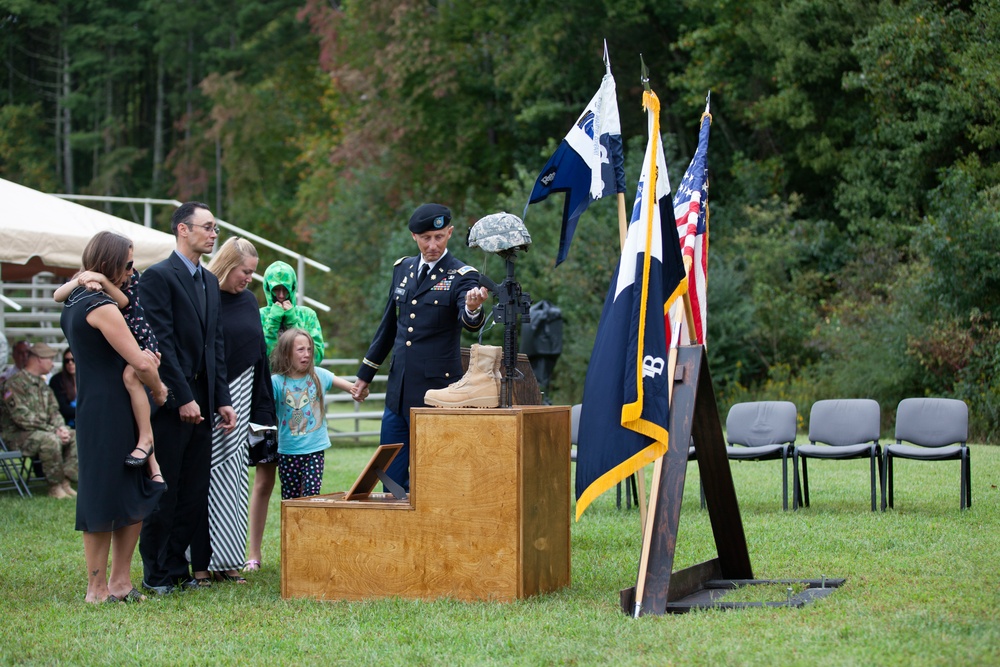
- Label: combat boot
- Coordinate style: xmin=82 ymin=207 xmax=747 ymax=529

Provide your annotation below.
xmin=424 ymin=344 xmax=502 ymax=408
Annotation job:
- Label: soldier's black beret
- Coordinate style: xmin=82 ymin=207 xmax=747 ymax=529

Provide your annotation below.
xmin=408 ymin=203 xmax=451 ymax=234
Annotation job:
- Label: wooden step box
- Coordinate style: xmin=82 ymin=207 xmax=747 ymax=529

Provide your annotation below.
xmin=281 ymin=405 xmax=571 ymax=602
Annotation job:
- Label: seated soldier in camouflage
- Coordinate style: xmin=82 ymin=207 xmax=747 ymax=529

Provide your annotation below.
xmin=0 ymin=342 xmax=78 ymax=499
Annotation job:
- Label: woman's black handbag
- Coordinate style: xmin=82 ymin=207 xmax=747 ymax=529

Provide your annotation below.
xmin=248 ymin=423 xmax=278 ymax=463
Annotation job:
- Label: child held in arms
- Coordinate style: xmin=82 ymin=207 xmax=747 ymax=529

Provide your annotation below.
xmin=54 ymin=265 xmax=168 ymax=479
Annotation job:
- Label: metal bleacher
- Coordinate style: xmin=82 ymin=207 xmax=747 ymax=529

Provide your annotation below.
xmin=1 ymin=195 xmax=387 ymax=449
xmin=2 ymin=192 xmax=330 ymax=345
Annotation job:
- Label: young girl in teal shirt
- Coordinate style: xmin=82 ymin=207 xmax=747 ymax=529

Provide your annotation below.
xmin=270 ymin=328 xmax=355 ymax=499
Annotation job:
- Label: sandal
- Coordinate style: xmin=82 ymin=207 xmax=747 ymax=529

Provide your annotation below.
xmin=125 ymin=443 xmax=154 ymax=468
xmin=213 ymin=571 xmax=248 ymax=584
xmin=148 ymin=472 xmax=168 ymax=491
xmin=243 ymin=559 xmax=261 ymax=572
xmin=119 ymin=587 xmax=147 ymax=603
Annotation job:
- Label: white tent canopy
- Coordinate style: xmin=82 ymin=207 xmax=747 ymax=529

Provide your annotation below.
xmin=1 ymin=178 xmax=176 ymax=280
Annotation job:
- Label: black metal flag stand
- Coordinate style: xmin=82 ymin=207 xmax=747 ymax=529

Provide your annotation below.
xmin=622 ymin=345 xmax=844 ymax=615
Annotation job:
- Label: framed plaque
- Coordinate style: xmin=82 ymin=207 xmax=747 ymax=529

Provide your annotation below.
xmin=344 ymin=443 xmax=404 ymax=500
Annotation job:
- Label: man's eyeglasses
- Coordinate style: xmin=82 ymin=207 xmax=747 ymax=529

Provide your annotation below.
xmin=188 ymin=222 xmax=220 ymax=235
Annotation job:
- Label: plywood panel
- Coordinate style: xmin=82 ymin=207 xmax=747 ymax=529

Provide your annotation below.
xmin=283 ymin=504 xmax=518 ymax=601
xmin=520 ymin=407 xmax=572 ymax=596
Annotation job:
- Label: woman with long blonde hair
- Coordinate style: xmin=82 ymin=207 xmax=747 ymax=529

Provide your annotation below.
xmin=187 ymin=237 xmax=275 ymax=585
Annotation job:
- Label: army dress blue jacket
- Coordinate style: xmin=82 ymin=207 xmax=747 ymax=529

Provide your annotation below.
xmin=357 ymin=251 xmax=485 ymax=416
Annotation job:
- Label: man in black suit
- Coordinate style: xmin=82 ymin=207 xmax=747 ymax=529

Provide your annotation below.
xmin=351 ymin=204 xmax=489 ymax=491
xmin=139 ymin=201 xmax=236 ymax=593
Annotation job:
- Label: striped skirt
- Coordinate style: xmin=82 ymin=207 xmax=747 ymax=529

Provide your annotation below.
xmin=208 ymin=366 xmax=253 ymax=571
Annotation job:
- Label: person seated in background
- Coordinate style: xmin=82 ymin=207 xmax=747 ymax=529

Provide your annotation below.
xmin=0 ymin=342 xmax=78 ymax=498
xmin=0 ymin=339 xmax=30 ymax=386
xmin=49 ymin=348 xmax=77 ymax=427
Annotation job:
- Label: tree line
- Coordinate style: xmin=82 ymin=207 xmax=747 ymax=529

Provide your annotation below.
xmin=2 ymin=0 xmax=997 ymax=440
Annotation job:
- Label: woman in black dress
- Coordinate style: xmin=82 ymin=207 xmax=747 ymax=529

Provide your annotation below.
xmin=61 ymin=231 xmax=168 ymax=604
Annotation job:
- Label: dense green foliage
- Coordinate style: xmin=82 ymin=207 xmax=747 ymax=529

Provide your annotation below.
xmin=2 ymin=0 xmax=998 ymax=439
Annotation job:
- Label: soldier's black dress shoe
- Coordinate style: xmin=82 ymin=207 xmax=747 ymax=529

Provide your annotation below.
xmin=180 ymin=576 xmax=212 ymax=590
xmin=141 ymin=580 xmax=175 ymax=596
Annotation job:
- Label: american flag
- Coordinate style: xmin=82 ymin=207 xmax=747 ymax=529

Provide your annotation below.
xmin=671 ymin=95 xmax=711 ymax=346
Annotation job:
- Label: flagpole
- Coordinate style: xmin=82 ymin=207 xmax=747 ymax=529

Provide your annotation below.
xmin=682 ymin=258 xmax=698 ymax=343
xmin=634 ymin=457 xmax=661 ymax=618
xmin=633 ymin=320 xmax=683 ymax=618
xmin=634 ymin=59 xmax=665 ymax=616
xmin=616 ymin=189 xmax=648 ymax=526
xmin=626 ymin=55 xmax=660 ymax=535
xmin=677 ymin=91 xmax=712 ymax=346
xmin=604 ymin=44 xmax=646 ymax=527
xmin=611 ymin=42 xmax=630 ymax=251
xmin=617 ymin=194 xmax=628 ymax=248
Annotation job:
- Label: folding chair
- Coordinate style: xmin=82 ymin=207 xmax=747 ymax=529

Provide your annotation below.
xmin=794 ymin=399 xmax=883 ymax=511
xmin=884 ymin=398 xmax=971 ymax=510
xmin=726 ymin=401 xmax=797 ymax=510
xmin=22 ymin=453 xmax=47 ymax=491
xmin=0 ymin=433 xmax=32 ymax=497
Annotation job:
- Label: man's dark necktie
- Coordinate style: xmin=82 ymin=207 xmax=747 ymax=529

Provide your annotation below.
xmin=193 ymin=268 xmax=207 ymax=316
xmin=418 ymin=263 xmax=429 ymax=285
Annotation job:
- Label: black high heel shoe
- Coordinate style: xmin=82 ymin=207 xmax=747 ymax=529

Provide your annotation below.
xmin=125 ymin=443 xmax=153 ymax=468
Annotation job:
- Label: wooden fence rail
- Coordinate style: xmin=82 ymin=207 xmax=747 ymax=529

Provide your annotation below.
xmin=320 ymin=358 xmax=386 ymax=441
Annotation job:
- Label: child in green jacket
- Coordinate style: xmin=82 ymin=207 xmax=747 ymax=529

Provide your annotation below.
xmin=259 ymin=261 xmax=325 ymax=365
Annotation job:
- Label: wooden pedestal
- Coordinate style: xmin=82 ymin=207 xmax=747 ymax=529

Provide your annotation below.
xmin=280 ymin=405 xmax=571 ymax=602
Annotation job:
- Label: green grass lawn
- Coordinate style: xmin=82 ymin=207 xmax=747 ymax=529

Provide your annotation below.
xmin=1 ymin=440 xmax=998 ymax=666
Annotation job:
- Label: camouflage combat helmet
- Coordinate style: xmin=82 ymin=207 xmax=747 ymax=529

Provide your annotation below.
xmin=467 ymin=212 xmax=532 ymax=256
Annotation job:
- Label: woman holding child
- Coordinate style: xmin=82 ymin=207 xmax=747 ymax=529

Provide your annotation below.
xmin=60 ymin=230 xmax=168 ymax=603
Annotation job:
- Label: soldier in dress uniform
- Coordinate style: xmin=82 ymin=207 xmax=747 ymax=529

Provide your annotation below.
xmin=352 ymin=203 xmax=490 ymax=491
xmin=0 ymin=342 xmax=78 ymax=498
